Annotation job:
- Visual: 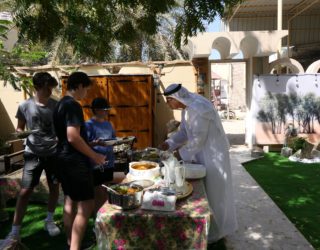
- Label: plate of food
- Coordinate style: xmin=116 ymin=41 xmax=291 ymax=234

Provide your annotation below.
xmin=101 ymin=138 xmax=118 ymax=146
xmin=12 ymin=129 xmax=39 ymax=139
xmin=132 ymin=147 xmax=160 ymax=162
xmin=117 ymin=136 xmax=136 ymax=144
xmin=102 ymin=136 xmax=136 ymax=146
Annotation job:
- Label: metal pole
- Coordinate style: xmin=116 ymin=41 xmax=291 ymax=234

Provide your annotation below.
xmin=277 ymin=0 xmax=283 ymax=31
xmin=277 ymin=0 xmax=283 ymax=73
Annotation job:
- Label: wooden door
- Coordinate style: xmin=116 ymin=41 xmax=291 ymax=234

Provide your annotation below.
xmin=107 ymin=75 xmax=154 ymax=149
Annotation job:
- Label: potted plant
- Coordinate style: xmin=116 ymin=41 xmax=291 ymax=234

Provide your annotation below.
xmin=289 ymin=136 xmax=307 ymax=153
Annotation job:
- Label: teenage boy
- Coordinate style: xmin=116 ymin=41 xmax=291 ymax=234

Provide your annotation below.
xmin=53 ymin=72 xmax=106 ymax=250
xmin=85 ymin=97 xmax=116 ymax=212
xmin=0 ymin=72 xmax=61 ymax=249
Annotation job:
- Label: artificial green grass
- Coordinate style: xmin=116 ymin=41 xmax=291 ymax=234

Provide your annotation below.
xmin=0 ymin=200 xmax=96 ymax=250
xmin=244 ymin=152 xmax=320 ymax=250
xmin=1 ymin=200 xmax=225 ymax=250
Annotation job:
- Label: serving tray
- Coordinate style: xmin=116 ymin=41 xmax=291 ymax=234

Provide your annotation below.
xmin=103 ymin=136 xmax=136 ymax=146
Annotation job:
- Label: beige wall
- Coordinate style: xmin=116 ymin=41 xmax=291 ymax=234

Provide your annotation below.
xmin=153 ymin=64 xmax=197 ymax=146
xmin=118 ymin=66 xmax=153 ymax=74
xmin=77 ymin=66 xmax=110 ymax=76
xmin=0 ymin=82 xmax=24 ymax=140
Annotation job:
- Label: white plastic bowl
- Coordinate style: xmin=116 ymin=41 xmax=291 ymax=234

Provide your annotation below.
xmin=184 ymin=163 xmax=206 ymax=179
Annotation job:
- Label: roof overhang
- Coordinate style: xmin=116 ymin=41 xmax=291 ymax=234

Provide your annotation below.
xmin=225 ymin=0 xmax=320 ymax=19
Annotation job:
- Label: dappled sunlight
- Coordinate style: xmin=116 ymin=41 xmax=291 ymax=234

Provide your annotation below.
xmin=241 ymin=224 xmax=275 ymax=249
xmin=239 ymin=184 xmax=259 ymax=189
xmin=288 ymin=174 xmax=305 ymax=180
xmin=249 ymin=232 xmax=262 ymax=240
xmin=287 ymin=196 xmax=314 ymax=207
xmin=277 ymin=157 xmax=291 ymax=163
xmin=278 ymin=164 xmax=294 ymax=168
xmin=243 ymin=152 xmax=320 ymax=248
xmin=272 ymin=161 xmax=282 ymax=167
xmin=213 ymin=148 xmax=229 ymax=181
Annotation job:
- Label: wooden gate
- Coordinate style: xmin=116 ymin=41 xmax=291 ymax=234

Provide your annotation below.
xmin=61 ymin=75 xmax=154 ymax=149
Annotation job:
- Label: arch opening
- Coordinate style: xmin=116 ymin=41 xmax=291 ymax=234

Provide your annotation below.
xmin=211 ymin=37 xmax=231 ymax=59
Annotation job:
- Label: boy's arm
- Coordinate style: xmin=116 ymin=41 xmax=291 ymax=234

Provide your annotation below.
xmin=67 ymin=126 xmax=106 ymax=165
xmin=16 ymin=119 xmax=26 ymax=132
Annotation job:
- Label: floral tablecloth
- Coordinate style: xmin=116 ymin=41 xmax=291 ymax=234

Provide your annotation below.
xmin=0 ymin=169 xmax=55 ymax=205
xmin=95 ymin=180 xmax=212 ymax=250
xmin=0 ymin=172 xmax=22 ymax=209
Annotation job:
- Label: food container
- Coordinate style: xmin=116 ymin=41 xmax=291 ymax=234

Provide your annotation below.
xmin=184 ymin=163 xmax=206 ymax=179
xmin=129 ymin=161 xmax=160 ymax=180
xmin=106 ymin=183 xmax=144 ymax=210
xmin=132 ymin=148 xmax=160 ymax=162
xmin=141 ymin=188 xmax=177 ymax=212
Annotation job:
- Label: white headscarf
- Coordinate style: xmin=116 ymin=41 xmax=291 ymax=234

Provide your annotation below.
xmin=164 ymin=83 xmax=215 ymax=120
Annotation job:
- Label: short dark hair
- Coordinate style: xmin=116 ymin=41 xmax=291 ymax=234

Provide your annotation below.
xmin=67 ymin=72 xmax=91 ymax=90
xmin=32 ymin=72 xmax=58 ymax=90
xmin=91 ymin=97 xmax=111 ymax=114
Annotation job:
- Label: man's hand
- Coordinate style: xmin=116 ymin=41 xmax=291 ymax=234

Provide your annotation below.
xmin=158 ymin=142 xmax=169 ymax=151
xmin=173 ymin=150 xmax=181 ymax=160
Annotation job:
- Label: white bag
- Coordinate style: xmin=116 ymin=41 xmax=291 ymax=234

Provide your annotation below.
xmin=141 ymin=190 xmax=176 ymax=212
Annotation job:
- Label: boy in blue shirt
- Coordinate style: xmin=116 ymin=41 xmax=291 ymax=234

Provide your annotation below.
xmin=85 ymin=97 xmax=116 ymax=211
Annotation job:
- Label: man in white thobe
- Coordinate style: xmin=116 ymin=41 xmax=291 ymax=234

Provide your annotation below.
xmin=160 ymin=83 xmax=238 ymax=242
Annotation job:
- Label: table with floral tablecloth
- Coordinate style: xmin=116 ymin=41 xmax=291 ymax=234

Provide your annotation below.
xmin=95 ymin=179 xmax=212 ymax=250
xmin=0 ymin=169 xmax=56 ymax=205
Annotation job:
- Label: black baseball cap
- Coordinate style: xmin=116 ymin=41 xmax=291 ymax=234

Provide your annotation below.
xmin=91 ymin=97 xmax=111 ymax=110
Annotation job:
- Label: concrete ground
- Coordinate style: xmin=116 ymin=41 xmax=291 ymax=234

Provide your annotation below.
xmin=222 ymin=118 xmax=314 ymax=250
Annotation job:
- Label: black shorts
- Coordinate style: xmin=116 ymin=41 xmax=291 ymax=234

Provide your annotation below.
xmin=21 ymin=152 xmax=58 ymax=189
xmin=92 ymin=166 xmax=114 ymax=186
xmin=57 ymin=153 xmax=94 ymax=201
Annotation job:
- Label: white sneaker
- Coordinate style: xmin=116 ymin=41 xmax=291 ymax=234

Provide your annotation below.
xmin=0 ymin=233 xmax=20 ymax=250
xmin=44 ymin=220 xmax=61 ymax=237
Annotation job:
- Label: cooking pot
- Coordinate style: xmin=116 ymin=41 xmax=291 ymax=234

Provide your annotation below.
xmin=106 ymin=183 xmax=144 ymax=210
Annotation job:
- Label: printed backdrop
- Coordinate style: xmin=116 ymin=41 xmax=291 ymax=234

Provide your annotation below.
xmin=251 ymin=74 xmax=320 ymax=145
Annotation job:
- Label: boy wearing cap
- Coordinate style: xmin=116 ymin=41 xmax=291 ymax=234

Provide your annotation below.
xmin=85 ymin=97 xmax=116 ymax=211
xmin=53 ymin=72 xmax=106 ymax=250
xmin=1 ymin=72 xmax=60 ymax=249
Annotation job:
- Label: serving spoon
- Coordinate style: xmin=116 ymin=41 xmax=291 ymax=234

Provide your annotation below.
xmin=102 ymin=184 xmax=120 ymax=195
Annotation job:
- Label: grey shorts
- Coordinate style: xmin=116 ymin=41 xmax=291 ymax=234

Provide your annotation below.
xmin=21 ymin=152 xmax=58 ymax=189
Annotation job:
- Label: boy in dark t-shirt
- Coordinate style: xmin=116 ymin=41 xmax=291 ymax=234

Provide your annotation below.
xmin=53 ymin=72 xmax=105 ymax=250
